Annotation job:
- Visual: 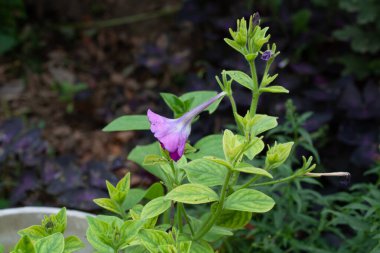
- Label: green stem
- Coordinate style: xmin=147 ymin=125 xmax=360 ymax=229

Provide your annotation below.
xmin=228 ymin=94 xmax=241 ymax=131
xmin=248 ymin=61 xmax=260 ymax=117
xmin=238 ymin=173 xmax=305 ymax=190
xmin=259 ymin=60 xmax=272 ymax=87
xmin=237 ymin=162 xmax=272 ymax=190
xmin=176 ymin=203 xmax=183 ymax=233
xmin=250 ymin=174 xmax=298 ymax=187
xmin=180 ymin=203 xmax=194 ymax=236
xmin=236 ymin=175 xmax=260 ymax=191
xmin=163 ymin=207 xmax=170 ymax=224
xmin=229 ymin=171 xmax=240 ymax=187
xmin=193 ymin=170 xmax=232 ymax=240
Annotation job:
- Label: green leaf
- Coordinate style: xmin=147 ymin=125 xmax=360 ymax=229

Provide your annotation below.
xmin=11 ymin=235 xmax=36 ymax=253
xmin=250 ymin=114 xmax=278 ymax=136
xmin=18 ymin=225 xmax=47 ymax=241
xmin=183 ymin=158 xmax=228 ymax=187
xmin=206 ymin=226 xmax=233 ymax=242
xmin=106 ymin=181 xmax=126 ymax=205
xmin=216 ymin=209 xmax=252 ymax=229
xmin=97 ymin=215 xmax=124 ymax=227
xmin=86 ymin=227 xmax=114 ymax=253
xmin=158 ymin=245 xmax=177 ymax=253
xmin=224 ymin=189 xmax=275 ymax=213
xmin=203 ymin=156 xmax=232 ymax=168
xmin=93 ymin=198 xmax=121 ymax=215
xmin=144 ymin=182 xmax=165 ymax=200
xmin=138 ymin=229 xmax=173 ymax=249
xmin=55 ymin=208 xmax=67 ymax=231
xmin=165 ymin=184 xmax=219 ymax=204
xmin=179 ymin=241 xmax=192 ymax=253
xmin=186 ymin=135 xmax=224 ymax=160
xmin=141 ymin=197 xmax=171 ymax=220
xmin=233 ymin=164 xmax=273 ymax=178
xmin=224 ymin=70 xmax=254 ymax=90
xmin=122 ymin=188 xmax=146 ymax=210
xmin=242 ymin=137 xmax=264 ymax=160
xmin=122 ymin=183 xmax=164 ymax=211
xmin=116 ymin=173 xmax=131 ymax=194
xmin=143 ymin=155 xmax=168 ymax=166
xmin=160 ymin=93 xmax=185 ymax=115
xmin=35 ymin=233 xmax=65 ymax=253
xmin=128 ymin=142 xmax=163 ymax=179
xmin=261 ymin=73 xmax=278 ymax=86
xmin=189 ymin=240 xmax=214 ymax=253
xmin=123 ymin=245 xmax=150 ymax=253
xmin=63 ymin=236 xmax=85 ymax=253
xmin=86 ymin=216 xmax=109 ymax=234
xmin=259 ymin=86 xmax=289 ymax=94
xmin=180 ymin=91 xmax=221 ymax=114
xmin=119 ymin=220 xmax=145 ymax=248
xmin=103 ymin=115 xmax=149 ymax=131
xmin=223 ymin=130 xmax=243 ymax=162
xmin=224 ymin=38 xmax=244 ymax=54
xmin=298 ymin=128 xmax=313 ymax=145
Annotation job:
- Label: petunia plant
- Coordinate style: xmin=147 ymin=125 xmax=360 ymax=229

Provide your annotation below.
xmin=8 ymin=13 xmax=348 ymax=253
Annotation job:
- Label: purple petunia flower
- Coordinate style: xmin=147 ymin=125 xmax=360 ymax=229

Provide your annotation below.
xmin=147 ymin=92 xmax=226 ymax=161
xmin=261 ymin=50 xmax=273 ymax=61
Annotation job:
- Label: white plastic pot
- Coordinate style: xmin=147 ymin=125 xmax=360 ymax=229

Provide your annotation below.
xmin=0 ymin=207 xmax=92 ymax=253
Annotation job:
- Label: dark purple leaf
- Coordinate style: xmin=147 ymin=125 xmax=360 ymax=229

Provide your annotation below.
xmin=10 ymin=172 xmax=38 ymax=204
xmin=58 ymin=188 xmax=106 ymax=210
xmin=86 ymin=160 xmax=117 ymax=189
xmin=46 ymin=156 xmax=84 ymax=195
xmin=0 ymin=118 xmax=23 ymax=144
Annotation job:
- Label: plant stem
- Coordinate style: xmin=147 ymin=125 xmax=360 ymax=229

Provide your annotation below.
xmin=227 ymin=94 xmax=241 ymax=131
xmin=251 ymin=175 xmax=297 ymax=187
xmin=239 ymin=172 xmax=311 ymax=189
xmin=176 ymin=203 xmax=183 ymax=233
xmin=248 ymin=60 xmax=260 ymax=117
xmin=236 ymin=175 xmax=260 ymax=191
xmin=259 ymin=60 xmax=272 ymax=87
xmin=179 ymin=203 xmax=194 ymax=236
xmin=193 ymin=170 xmax=232 ymax=240
xmin=163 ymin=207 xmax=170 ymax=224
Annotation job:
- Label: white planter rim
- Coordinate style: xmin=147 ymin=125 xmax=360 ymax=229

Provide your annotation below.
xmin=0 ymin=206 xmax=94 ymax=218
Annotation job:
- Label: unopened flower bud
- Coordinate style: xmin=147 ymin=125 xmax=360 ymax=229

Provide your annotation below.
xmin=261 ymin=50 xmax=273 ymax=61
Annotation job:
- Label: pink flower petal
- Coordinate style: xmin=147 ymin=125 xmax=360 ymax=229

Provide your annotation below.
xmin=159 ymin=132 xmax=180 ymax=153
xmin=147 ymin=109 xmax=173 ymax=134
xmin=146 ymin=92 xmax=225 ymax=162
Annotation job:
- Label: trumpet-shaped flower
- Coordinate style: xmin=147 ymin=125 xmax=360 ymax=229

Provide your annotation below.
xmin=147 ymin=92 xmax=226 ymax=161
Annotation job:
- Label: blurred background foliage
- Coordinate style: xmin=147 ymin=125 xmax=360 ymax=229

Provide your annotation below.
xmin=0 ymin=0 xmax=379 ymax=251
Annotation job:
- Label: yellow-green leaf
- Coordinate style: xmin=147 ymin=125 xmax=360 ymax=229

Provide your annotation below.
xmin=141 ymin=197 xmax=171 ymax=220
xmin=224 ymin=189 xmax=275 ymax=213
xmin=165 ymin=184 xmax=219 ymax=204
xmin=260 ymin=86 xmax=289 ymax=94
